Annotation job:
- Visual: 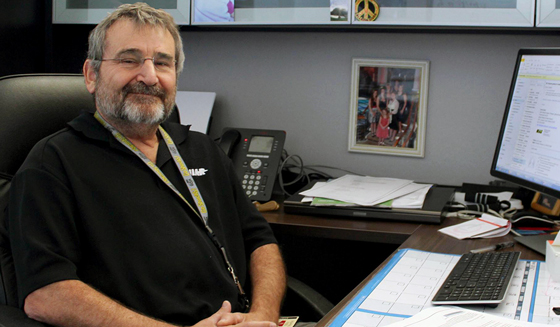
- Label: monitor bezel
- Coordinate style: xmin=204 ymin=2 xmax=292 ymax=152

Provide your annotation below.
xmin=490 ymin=47 xmax=560 ymax=200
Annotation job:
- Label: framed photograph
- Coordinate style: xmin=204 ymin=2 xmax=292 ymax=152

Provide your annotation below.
xmin=53 ymin=0 xmax=190 ymax=25
xmin=348 ymin=58 xmax=429 ymax=158
xmin=352 ymin=0 xmax=535 ymax=27
xmin=537 ymin=0 xmax=560 ymax=27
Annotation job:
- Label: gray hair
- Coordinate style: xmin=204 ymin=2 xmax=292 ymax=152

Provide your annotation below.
xmin=87 ymin=2 xmax=184 ymax=76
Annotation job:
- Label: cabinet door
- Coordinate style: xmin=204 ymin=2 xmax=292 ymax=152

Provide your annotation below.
xmin=537 ymin=0 xmax=560 ymax=27
xmin=191 ymin=0 xmax=351 ymax=25
xmin=351 ymin=0 xmax=535 ymax=27
xmin=53 ymin=0 xmax=190 ymax=25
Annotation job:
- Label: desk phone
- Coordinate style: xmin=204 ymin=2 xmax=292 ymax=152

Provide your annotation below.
xmin=218 ymin=128 xmax=286 ymax=202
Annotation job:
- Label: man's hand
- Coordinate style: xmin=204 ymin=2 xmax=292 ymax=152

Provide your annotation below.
xmin=203 ymin=301 xmax=276 ymax=327
xmin=212 ymin=243 xmax=286 ymax=327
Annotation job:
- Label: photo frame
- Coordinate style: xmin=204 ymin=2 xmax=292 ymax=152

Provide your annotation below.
xmin=348 ymin=58 xmax=429 ymax=158
xmin=352 ymin=0 xmax=534 ymax=27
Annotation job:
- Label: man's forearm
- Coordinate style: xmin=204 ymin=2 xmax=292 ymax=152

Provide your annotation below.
xmin=24 ymin=280 xmax=177 ymax=327
xmin=248 ymin=243 xmax=286 ymax=323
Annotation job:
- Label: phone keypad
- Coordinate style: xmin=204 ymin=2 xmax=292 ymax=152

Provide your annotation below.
xmin=242 ymin=173 xmax=268 ymax=197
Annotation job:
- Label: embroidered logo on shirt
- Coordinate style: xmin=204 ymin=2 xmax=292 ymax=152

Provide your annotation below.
xmin=189 ymin=168 xmax=209 ymax=176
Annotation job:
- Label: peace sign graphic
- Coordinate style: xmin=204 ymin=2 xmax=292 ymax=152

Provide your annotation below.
xmin=355 ymin=0 xmax=379 ymax=21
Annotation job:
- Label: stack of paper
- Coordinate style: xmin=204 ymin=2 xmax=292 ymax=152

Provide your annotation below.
xmin=299 ymin=174 xmax=432 ymax=209
xmin=438 ymin=214 xmax=511 ymax=239
xmin=386 ymin=306 xmax=549 ymax=327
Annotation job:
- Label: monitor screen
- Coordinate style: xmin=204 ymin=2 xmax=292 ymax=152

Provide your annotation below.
xmin=491 ymin=48 xmax=560 ymax=200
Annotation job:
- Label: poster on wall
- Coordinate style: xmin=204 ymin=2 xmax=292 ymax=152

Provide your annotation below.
xmin=53 ymin=0 xmax=190 ymax=24
xmin=348 ymin=58 xmax=429 ymax=158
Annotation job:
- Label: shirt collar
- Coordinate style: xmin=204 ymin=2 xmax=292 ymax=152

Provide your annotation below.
xmin=68 ymin=111 xmax=191 ymax=165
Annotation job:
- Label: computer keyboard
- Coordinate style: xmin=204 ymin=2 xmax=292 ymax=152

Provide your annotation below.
xmin=431 ymin=251 xmax=520 ymax=306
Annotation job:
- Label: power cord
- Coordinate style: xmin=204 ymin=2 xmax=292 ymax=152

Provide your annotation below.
xmin=509 ymin=214 xmax=560 ymax=226
xmin=446 ymin=208 xmax=504 ymax=221
xmin=446 ymin=200 xmax=514 ymax=220
xmin=445 ymin=200 xmax=560 ymax=237
xmin=278 ymin=154 xmax=308 ymax=197
xmin=277 ymin=150 xmax=362 ymax=197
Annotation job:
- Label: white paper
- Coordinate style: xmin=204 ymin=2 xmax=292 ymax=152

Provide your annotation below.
xmin=553 ymin=230 xmax=560 ymax=246
xmin=304 ymin=181 xmax=326 ymax=192
xmin=372 ymin=183 xmax=430 ymax=207
xmin=391 ymin=185 xmax=433 ymax=209
xmin=476 ymin=221 xmax=512 ymax=238
xmin=385 ymin=306 xmax=549 ymax=327
xmin=301 ymin=182 xmax=325 ymax=203
xmin=438 ymin=214 xmax=510 ymax=239
xmin=175 ymin=91 xmax=215 ymax=134
xmin=299 ymin=175 xmax=414 ymax=206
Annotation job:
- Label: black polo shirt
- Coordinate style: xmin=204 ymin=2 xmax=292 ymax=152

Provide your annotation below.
xmin=8 ymin=112 xmax=277 ymax=325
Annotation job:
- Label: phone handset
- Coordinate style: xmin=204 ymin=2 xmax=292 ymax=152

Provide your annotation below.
xmin=218 ymin=129 xmax=241 ymax=157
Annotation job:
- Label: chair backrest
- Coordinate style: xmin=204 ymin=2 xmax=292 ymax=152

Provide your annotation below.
xmin=0 ymin=74 xmax=95 ymax=176
xmin=0 ymin=73 xmax=180 ymax=306
xmin=0 ymin=172 xmax=14 ymax=306
xmin=0 ymin=73 xmax=95 ymax=306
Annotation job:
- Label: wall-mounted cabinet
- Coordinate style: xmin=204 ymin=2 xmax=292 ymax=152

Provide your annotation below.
xmin=352 ymin=0 xmax=534 ymax=27
xmin=53 ymin=0 xmax=190 ymax=24
xmin=537 ymin=0 xmax=560 ymax=26
xmin=51 ymin=0 xmax=560 ymax=29
xmin=191 ymin=0 xmax=349 ymax=25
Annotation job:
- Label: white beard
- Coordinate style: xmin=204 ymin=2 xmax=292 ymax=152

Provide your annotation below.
xmin=95 ymin=78 xmax=174 ymax=126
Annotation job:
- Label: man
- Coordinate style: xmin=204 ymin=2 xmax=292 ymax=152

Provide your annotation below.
xmin=8 ymin=3 xmax=286 ymax=327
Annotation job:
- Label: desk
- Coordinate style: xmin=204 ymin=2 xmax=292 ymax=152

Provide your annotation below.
xmin=261 ymin=208 xmax=546 ymax=326
xmin=262 ymin=203 xmax=422 ymax=244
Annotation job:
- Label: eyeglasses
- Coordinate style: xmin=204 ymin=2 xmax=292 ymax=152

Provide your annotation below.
xmin=99 ymin=55 xmax=177 ymax=73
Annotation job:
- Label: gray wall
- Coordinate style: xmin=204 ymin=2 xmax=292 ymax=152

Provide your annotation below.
xmin=178 ymin=30 xmax=560 ymax=186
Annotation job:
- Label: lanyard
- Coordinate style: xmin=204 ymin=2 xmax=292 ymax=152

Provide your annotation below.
xmin=94 ymin=112 xmax=249 ymax=309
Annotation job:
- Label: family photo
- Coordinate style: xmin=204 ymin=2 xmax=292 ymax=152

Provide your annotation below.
xmin=348 ymin=59 xmax=429 ymax=157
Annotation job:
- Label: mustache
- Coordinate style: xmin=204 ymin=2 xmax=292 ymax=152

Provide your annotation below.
xmin=122 ymin=82 xmax=166 ymax=100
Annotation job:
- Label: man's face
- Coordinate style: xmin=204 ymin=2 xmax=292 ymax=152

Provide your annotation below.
xmin=89 ymin=19 xmax=177 ymax=126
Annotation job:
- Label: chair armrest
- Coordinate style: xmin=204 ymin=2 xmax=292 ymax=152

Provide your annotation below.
xmin=0 ymin=305 xmax=49 ymax=327
xmin=286 ymin=276 xmax=334 ymax=321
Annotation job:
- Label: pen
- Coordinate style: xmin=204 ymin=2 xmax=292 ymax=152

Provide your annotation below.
xmin=470 ymin=241 xmax=515 ymax=254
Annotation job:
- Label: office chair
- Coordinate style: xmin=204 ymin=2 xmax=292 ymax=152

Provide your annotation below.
xmin=0 ymin=73 xmax=333 ymax=326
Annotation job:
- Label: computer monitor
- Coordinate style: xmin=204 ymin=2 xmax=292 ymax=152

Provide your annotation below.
xmin=490 ymin=48 xmax=560 ymax=210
